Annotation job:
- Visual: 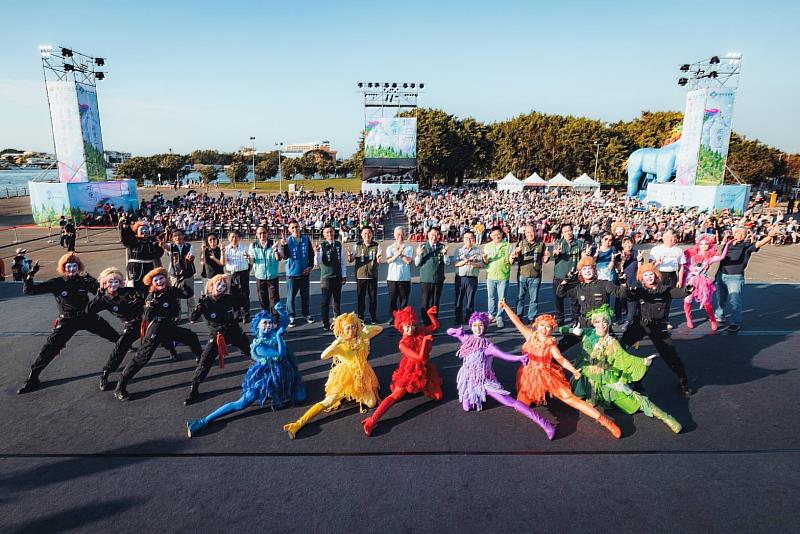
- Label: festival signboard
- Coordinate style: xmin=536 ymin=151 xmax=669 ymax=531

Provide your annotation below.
xmin=76 ymin=83 xmax=106 ymax=181
xmin=363 ymin=118 xmax=417 ymax=177
xmin=46 ymin=81 xmax=88 ymax=183
xmin=675 ymin=88 xmax=706 ymax=185
xmin=29 ymin=181 xmax=73 ymax=224
xmin=29 ymin=180 xmax=139 ymax=226
xmin=695 ymin=89 xmax=736 ymax=186
xmin=645 ymin=183 xmax=750 ymax=213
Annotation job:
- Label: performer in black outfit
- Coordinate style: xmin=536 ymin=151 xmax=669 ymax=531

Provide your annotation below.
xmin=114 ymin=268 xmax=202 ymax=401
xmin=555 ymin=256 xmax=627 ymax=352
xmin=62 ymin=218 xmax=76 ymax=252
xmin=18 ymin=253 xmax=119 ymax=394
xmin=622 ymin=262 xmax=693 ymax=397
xmin=184 ymin=274 xmax=251 ymax=405
xmin=89 ymin=268 xmax=179 ymax=392
xmin=120 ymin=219 xmax=164 ymax=295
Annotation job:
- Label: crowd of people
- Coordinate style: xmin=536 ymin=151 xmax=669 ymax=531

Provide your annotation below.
xmin=8 ymin=184 xmax=791 ymax=443
xmin=401 ymin=187 xmax=798 ymax=246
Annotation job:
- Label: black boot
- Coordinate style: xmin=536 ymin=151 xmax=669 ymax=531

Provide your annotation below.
xmin=168 ymin=347 xmax=180 ymax=361
xmin=679 ymin=377 xmax=694 ymax=398
xmin=184 ymin=384 xmax=199 ymax=406
xmin=99 ymin=370 xmax=111 ymax=391
xmin=114 ymin=377 xmax=130 ymax=401
xmin=17 ymin=372 xmax=41 ymax=395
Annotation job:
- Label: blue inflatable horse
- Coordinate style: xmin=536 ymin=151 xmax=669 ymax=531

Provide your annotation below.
xmin=626 ymin=140 xmax=680 ymax=197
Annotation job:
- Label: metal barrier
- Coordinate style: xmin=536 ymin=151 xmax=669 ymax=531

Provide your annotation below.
xmin=0 ymin=186 xmax=29 ymax=199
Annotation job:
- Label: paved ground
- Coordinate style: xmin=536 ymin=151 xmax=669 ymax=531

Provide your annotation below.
xmin=1 ymin=200 xmax=799 ymax=532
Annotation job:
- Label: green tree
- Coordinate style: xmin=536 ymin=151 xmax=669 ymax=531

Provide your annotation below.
xmin=726 ymin=133 xmax=783 ymax=185
xmin=189 ymin=149 xmax=221 ymax=165
xmin=114 ymin=157 xmax=157 ymax=184
xmin=336 ymin=158 xmax=354 ymax=178
xmin=255 ymin=159 xmax=278 ymax=181
xmin=157 ymin=153 xmax=185 ymax=182
xmin=317 ymin=159 xmax=334 ymax=179
xmin=280 ymin=157 xmax=298 ymax=180
xmin=226 ymin=161 xmax=248 ymax=183
xmin=198 ymin=165 xmax=219 ymax=184
xmin=296 ymin=154 xmax=318 ymax=179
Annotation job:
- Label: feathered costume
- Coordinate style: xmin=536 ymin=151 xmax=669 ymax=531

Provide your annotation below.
xmin=502 ymin=306 xmax=621 ymax=438
xmin=683 ymin=236 xmax=730 ymax=330
xmin=283 ymin=313 xmax=382 ymax=439
xmin=446 ymin=312 xmax=556 ymax=440
xmin=362 ymin=306 xmax=443 ymax=436
xmin=186 ymin=303 xmax=305 ymax=437
xmin=572 ymin=305 xmax=682 ymax=433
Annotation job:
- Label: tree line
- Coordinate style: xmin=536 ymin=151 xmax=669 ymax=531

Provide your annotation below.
xmin=396 ymin=108 xmax=799 ymax=188
xmin=111 ymin=108 xmax=799 ymax=188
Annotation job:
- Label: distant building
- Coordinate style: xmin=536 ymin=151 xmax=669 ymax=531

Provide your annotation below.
xmin=282 ymin=141 xmax=337 ymax=161
xmin=104 ymin=150 xmax=131 ymax=166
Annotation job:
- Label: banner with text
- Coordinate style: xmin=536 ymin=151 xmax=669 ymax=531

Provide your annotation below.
xmin=76 ymin=83 xmax=106 ymax=181
xmin=46 ymin=81 xmax=88 ymax=183
xmin=675 ymin=88 xmax=706 ymax=185
xmin=696 ymin=89 xmax=736 ymax=186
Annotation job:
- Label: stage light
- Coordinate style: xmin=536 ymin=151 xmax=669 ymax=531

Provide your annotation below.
xmin=64 ymin=64 xmax=74 ymax=72
xmin=95 ymin=72 xmax=105 ymax=80
xmin=358 ymin=82 xmax=363 ymax=88
xmin=403 ymin=83 xmax=408 ymax=88
xmin=710 ymin=56 xmax=720 ymax=64
xmin=61 ymin=48 xmax=73 ymax=57
xmin=392 ymin=83 xmax=397 ymax=88
xmin=384 ymin=83 xmax=389 ymax=88
xmin=95 ymin=58 xmax=105 ymax=66
xmin=709 ymin=71 xmax=718 ymax=78
xmin=678 ymin=78 xmax=688 ymax=86
xmin=680 ymin=64 xmax=690 ymax=72
xmin=419 ymin=83 xmax=424 ymax=89
xmin=410 ymin=83 xmax=415 ymax=88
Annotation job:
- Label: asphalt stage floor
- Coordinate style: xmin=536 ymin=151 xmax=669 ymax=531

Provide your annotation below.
xmin=0 ymin=280 xmax=798 ymax=532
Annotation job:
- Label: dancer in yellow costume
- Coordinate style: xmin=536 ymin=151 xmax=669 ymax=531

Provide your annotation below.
xmin=283 ymin=312 xmax=382 ymax=438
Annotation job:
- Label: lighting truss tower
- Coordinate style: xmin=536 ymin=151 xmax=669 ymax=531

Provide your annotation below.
xmin=39 ymin=45 xmax=107 ymax=86
xmin=677 ymin=53 xmax=742 ymax=90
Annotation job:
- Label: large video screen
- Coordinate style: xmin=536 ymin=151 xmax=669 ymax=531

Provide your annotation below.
xmin=364 ymin=118 xmax=417 ymax=172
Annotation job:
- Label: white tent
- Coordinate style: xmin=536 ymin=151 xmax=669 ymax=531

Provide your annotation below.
xmin=497 ymin=172 xmax=524 ymax=192
xmin=523 ymin=172 xmax=547 ymax=187
xmin=547 ymin=173 xmax=573 ymax=187
xmin=573 ymin=173 xmax=601 ymax=190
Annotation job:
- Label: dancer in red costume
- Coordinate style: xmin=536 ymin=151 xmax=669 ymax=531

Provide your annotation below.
xmin=683 ymin=235 xmax=730 ymax=331
xmin=362 ymin=306 xmax=444 ymax=436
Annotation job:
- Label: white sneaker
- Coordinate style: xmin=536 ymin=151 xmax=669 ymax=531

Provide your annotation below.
xmin=288 ymin=317 xmax=296 ymax=328
xmin=305 ymin=315 xmax=315 ymax=324
xmin=496 ymin=317 xmax=504 ymax=328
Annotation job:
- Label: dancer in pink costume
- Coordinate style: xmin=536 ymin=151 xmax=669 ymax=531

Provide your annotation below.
xmin=683 ymin=235 xmax=730 ymax=330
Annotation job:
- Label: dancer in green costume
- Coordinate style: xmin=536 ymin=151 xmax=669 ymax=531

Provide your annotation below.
xmin=571 ymin=304 xmax=682 ymax=434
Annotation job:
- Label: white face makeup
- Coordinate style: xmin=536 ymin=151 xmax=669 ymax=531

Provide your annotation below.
xmin=471 ymin=320 xmax=485 ymax=337
xmin=581 ymin=266 xmax=595 ymax=281
xmin=213 ymin=279 xmax=227 ymax=296
xmin=152 ymin=274 xmax=168 ymax=291
xmin=402 ymin=323 xmax=417 ymax=336
xmin=699 ymin=242 xmax=709 ymax=251
xmin=592 ymin=317 xmax=609 ymax=336
xmin=138 ymin=226 xmax=151 ymax=237
xmin=106 ymin=277 xmax=123 ymax=292
xmin=537 ymin=322 xmax=553 ymax=336
xmin=64 ymin=262 xmax=80 ymax=277
xmin=642 ymin=271 xmax=657 ymax=286
xmin=258 ymin=318 xmax=274 ymax=335
xmin=343 ymin=322 xmax=359 ymax=339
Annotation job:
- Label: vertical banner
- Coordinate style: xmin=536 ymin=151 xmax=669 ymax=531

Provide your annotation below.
xmin=76 ymin=83 xmax=106 ymax=181
xmin=696 ymin=89 xmax=736 ymax=185
xmin=675 ymin=88 xmax=706 ymax=185
xmin=46 ymin=81 xmax=88 ymax=182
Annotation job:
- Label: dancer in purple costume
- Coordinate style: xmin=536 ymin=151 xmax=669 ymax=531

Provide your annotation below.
xmin=446 ymin=312 xmax=555 ymax=440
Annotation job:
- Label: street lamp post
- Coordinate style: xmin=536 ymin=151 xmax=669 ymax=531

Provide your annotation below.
xmin=276 ymin=142 xmax=284 ymax=193
xmin=250 ymin=136 xmax=256 ymax=191
xmin=593 ymin=141 xmax=600 ymax=180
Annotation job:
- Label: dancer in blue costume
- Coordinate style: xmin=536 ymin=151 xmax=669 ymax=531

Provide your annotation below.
xmin=186 ymin=302 xmax=306 ymax=437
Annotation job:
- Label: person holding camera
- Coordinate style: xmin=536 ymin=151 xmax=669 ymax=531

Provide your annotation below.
xmin=164 ymin=228 xmax=196 ymax=320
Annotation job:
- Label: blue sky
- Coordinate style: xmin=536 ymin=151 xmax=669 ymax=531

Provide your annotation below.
xmin=2 ymin=0 xmax=798 ymax=157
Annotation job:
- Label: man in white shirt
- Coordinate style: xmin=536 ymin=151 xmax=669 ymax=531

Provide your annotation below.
xmin=648 ymin=229 xmax=686 ymax=287
xmin=385 ymin=226 xmax=413 ymax=323
xmin=224 ymin=229 xmax=251 ymax=321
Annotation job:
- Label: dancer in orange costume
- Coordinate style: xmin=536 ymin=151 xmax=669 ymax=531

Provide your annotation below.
xmin=362 ymin=306 xmax=443 ymax=436
xmin=499 ymin=301 xmax=621 ymax=438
